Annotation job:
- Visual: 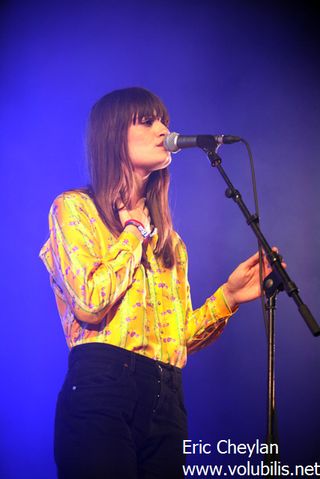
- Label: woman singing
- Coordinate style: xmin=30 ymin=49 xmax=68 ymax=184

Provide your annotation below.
xmin=40 ymin=87 xmax=272 ymax=479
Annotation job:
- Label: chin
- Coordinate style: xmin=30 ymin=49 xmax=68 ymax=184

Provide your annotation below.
xmin=163 ymin=152 xmax=172 ymax=164
xmin=158 ymin=154 xmax=172 ymax=170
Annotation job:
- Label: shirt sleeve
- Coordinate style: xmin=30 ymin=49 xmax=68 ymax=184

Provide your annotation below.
xmin=185 ymin=283 xmax=237 ymax=354
xmin=39 ymin=192 xmax=143 ymax=323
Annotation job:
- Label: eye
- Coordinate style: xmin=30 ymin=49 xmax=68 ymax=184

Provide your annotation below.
xmin=140 ymin=116 xmax=155 ymax=126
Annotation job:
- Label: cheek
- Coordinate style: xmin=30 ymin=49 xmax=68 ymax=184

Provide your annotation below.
xmin=128 ymin=131 xmax=148 ymax=150
xmin=128 ymin=133 xmax=140 ymax=158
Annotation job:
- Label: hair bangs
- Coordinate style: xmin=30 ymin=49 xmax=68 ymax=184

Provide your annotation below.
xmin=127 ymin=88 xmax=170 ymax=127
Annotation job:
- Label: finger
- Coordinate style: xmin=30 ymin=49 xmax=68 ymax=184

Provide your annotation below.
xmin=263 ymin=247 xmax=286 ymax=271
xmin=115 ymin=199 xmax=125 ymax=210
xmin=264 ymin=246 xmax=283 ymax=264
xmin=244 ymin=251 xmax=260 ymax=267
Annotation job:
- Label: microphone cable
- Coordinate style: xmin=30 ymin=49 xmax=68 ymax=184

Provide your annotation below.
xmin=240 ymin=138 xmax=269 ymax=336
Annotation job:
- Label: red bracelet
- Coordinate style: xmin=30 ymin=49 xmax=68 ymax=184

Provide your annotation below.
xmin=124 ymin=219 xmax=150 ymax=239
xmin=124 ymin=219 xmax=145 ymax=229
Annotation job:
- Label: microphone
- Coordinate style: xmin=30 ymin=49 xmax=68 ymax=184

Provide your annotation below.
xmin=163 ymin=132 xmax=242 ymax=153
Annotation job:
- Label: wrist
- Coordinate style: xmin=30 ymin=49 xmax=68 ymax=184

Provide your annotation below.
xmin=124 ymin=224 xmax=144 ymax=241
xmin=221 ymin=283 xmax=238 ymax=312
xmin=124 ymin=220 xmax=150 ymax=240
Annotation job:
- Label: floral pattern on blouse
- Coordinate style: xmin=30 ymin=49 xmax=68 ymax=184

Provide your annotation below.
xmin=39 ymin=191 xmax=235 ymax=367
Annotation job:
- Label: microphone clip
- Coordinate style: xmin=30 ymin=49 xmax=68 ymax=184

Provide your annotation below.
xmin=206 ymin=148 xmax=222 ymax=167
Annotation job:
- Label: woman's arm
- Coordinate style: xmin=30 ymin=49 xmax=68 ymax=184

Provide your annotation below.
xmin=40 ymin=192 xmax=145 ymax=324
xmin=178 ymin=238 xmax=284 ymax=353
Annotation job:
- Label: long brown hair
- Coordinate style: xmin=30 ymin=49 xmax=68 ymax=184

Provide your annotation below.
xmin=86 ymin=87 xmax=175 ymax=268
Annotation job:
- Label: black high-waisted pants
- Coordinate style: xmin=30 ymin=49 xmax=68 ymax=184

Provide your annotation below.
xmin=54 ymin=343 xmax=188 ymax=479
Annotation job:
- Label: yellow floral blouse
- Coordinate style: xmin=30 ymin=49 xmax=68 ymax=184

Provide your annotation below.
xmin=40 ymin=191 xmax=235 ymax=367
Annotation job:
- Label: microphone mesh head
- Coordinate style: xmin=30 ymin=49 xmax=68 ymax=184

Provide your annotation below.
xmin=163 ymin=132 xmax=180 ymax=153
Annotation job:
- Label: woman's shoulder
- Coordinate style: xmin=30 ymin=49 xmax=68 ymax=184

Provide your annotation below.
xmin=171 ymin=230 xmax=188 ymax=254
xmin=47 ymin=188 xmax=104 ymax=229
xmin=168 ymin=230 xmax=188 ymax=268
xmin=50 ymin=188 xmax=95 ymax=214
xmin=52 ymin=187 xmax=91 ymax=203
xmin=171 ymin=229 xmax=184 ymax=243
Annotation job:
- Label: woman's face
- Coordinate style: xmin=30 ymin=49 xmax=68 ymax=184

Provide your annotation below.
xmin=127 ymin=115 xmax=171 ymax=177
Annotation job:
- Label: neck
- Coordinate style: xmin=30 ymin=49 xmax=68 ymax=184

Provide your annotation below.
xmin=131 ymin=171 xmax=149 ymax=206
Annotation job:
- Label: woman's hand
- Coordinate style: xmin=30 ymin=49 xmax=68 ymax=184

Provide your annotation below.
xmin=222 ymin=248 xmax=286 ymax=311
xmin=118 ymin=198 xmax=151 ymax=239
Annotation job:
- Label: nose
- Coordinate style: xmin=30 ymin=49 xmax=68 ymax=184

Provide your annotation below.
xmin=154 ymin=119 xmax=169 ymax=137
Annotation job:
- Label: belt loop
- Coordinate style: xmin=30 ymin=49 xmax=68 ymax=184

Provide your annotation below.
xmin=129 ymin=350 xmax=136 ymax=372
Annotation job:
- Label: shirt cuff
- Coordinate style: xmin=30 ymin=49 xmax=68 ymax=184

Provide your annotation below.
xmin=210 ymin=286 xmax=239 ymax=317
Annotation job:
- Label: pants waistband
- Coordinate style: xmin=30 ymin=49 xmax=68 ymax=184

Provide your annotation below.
xmin=69 ymin=343 xmax=182 ymax=377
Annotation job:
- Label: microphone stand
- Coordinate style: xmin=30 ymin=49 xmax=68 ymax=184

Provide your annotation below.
xmin=202 ymin=145 xmax=320 ymax=471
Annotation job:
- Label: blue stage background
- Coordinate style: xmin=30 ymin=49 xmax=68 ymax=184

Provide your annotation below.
xmin=1 ymin=1 xmax=319 ymax=477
